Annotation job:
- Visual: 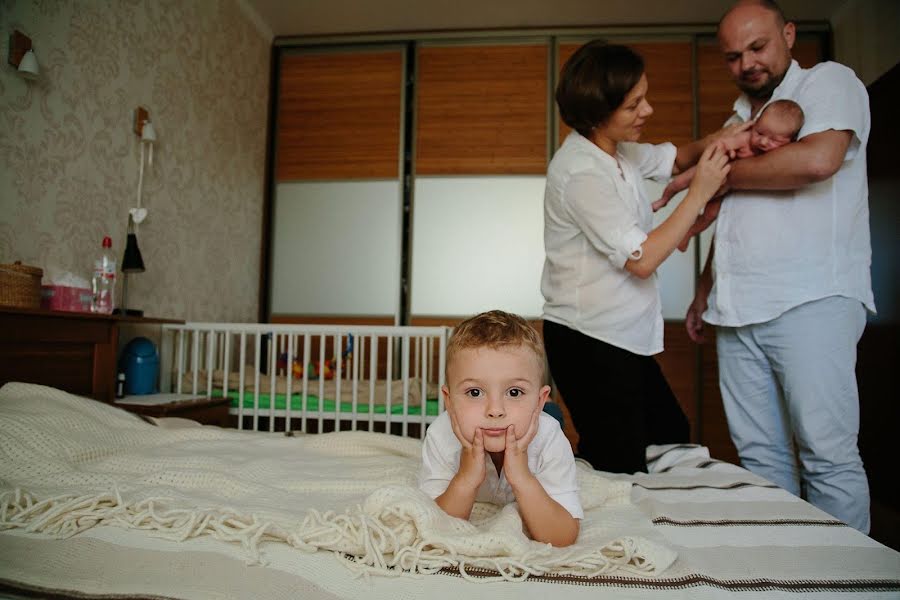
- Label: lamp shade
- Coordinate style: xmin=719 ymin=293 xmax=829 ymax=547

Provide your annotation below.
xmin=122 ymin=233 xmax=145 ymax=273
xmin=17 ymin=48 xmax=38 ymax=78
xmin=141 ymin=120 xmax=156 ymax=142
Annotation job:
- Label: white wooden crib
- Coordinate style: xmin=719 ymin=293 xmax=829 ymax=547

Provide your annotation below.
xmin=160 ymin=323 xmax=451 ymax=438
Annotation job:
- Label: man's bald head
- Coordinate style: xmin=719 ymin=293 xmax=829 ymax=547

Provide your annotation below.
xmin=717 ymin=0 xmax=795 ymax=101
xmin=718 ymin=0 xmax=786 ymax=34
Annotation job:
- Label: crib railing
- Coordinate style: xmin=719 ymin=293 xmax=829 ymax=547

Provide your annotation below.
xmin=160 ymin=323 xmax=450 ymax=438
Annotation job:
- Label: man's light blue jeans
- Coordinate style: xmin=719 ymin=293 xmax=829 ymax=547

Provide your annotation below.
xmin=716 ymin=295 xmax=869 ymax=533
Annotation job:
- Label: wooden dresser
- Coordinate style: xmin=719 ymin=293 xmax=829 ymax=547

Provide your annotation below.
xmin=0 ymin=307 xmax=182 ymax=404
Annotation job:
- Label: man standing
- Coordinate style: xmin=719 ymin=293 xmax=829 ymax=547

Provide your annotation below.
xmin=686 ymin=0 xmax=874 ymax=532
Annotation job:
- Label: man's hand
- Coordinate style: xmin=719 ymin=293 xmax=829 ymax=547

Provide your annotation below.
xmin=502 ymin=404 xmax=541 ymax=488
xmin=447 ymin=405 xmax=486 ymax=491
xmin=686 ymin=286 xmax=710 ymax=344
xmin=677 ymin=197 xmax=723 ymax=252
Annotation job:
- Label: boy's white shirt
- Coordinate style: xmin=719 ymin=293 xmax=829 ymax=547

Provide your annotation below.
xmin=419 ymin=411 xmax=584 ymax=519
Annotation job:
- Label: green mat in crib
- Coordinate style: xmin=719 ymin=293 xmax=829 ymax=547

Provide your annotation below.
xmin=214 ymin=389 xmax=440 ymax=416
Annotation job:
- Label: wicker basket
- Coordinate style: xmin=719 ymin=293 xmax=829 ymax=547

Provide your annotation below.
xmin=0 ymin=261 xmax=43 ymax=309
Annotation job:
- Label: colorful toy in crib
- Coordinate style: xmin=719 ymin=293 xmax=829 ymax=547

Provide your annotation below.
xmin=276 ymin=355 xmax=306 ymax=379
xmin=275 ymin=355 xmax=330 ymax=379
xmin=314 ymin=359 xmax=335 ymax=380
xmin=276 ymin=334 xmax=353 ymax=381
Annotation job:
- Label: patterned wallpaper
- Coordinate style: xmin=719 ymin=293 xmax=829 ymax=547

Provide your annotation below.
xmin=0 ymin=0 xmax=270 ymax=323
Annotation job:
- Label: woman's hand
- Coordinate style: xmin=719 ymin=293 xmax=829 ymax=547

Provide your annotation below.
xmin=689 ymin=143 xmax=731 ymax=206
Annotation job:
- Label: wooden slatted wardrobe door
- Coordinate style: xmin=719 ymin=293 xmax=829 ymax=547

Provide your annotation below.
xmin=556 ymin=41 xmax=694 ymax=148
xmin=415 ymin=44 xmax=549 ymax=175
xmin=276 ymin=49 xmax=404 ymax=180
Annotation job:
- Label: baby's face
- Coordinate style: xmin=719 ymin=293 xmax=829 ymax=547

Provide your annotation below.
xmin=443 ymin=345 xmax=550 ymax=454
xmin=749 ymin=113 xmax=796 ymax=153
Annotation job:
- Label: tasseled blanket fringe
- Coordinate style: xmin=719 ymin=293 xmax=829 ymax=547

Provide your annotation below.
xmin=0 ymin=487 xmax=665 ymax=583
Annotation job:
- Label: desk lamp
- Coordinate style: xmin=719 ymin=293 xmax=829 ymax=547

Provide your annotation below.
xmin=118 ymin=212 xmax=146 ymax=317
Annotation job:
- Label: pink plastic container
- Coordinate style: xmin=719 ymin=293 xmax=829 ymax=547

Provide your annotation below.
xmin=41 ymin=285 xmax=93 ymax=312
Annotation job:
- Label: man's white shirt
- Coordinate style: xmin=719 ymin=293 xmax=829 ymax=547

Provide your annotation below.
xmin=705 ymin=59 xmax=875 ymax=327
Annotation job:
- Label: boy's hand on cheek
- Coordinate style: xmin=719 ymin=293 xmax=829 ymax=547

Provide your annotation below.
xmin=503 ymin=406 xmax=541 ymax=488
xmin=455 ymin=428 xmax=486 ymax=490
xmin=448 ymin=407 xmax=486 ymax=490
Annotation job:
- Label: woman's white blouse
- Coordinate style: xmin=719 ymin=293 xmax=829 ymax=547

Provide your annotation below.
xmin=541 ymin=132 xmax=676 ymax=356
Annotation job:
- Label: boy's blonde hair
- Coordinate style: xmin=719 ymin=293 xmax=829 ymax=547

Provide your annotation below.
xmin=446 ymin=310 xmax=547 ymax=382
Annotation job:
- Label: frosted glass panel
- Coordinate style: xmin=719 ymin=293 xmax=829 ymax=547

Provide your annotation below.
xmin=271 ymin=181 xmax=401 ymax=316
xmin=412 ymin=177 xmax=546 ymax=318
xmin=646 ymin=180 xmax=697 ymax=320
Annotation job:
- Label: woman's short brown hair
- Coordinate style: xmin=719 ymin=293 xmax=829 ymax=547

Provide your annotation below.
xmin=556 ymin=41 xmax=645 ymax=138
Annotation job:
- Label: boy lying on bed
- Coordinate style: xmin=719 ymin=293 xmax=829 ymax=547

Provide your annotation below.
xmin=418 ymin=310 xmax=581 ymax=547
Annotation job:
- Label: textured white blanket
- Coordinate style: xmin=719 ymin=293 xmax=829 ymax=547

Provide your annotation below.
xmin=0 ymin=382 xmax=675 ymax=581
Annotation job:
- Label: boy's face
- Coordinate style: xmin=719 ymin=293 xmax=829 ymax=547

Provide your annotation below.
xmin=749 ymin=112 xmax=795 ymax=153
xmin=443 ymin=345 xmax=550 ymax=454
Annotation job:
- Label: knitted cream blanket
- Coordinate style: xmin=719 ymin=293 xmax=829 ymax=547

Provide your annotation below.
xmin=0 ymin=383 xmax=676 ymax=581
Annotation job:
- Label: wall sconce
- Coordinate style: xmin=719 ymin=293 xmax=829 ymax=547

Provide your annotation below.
xmin=115 ymin=107 xmax=157 ymax=317
xmin=8 ymin=30 xmax=39 ymax=79
xmin=140 ymin=120 xmax=156 ymax=143
xmin=133 ymin=106 xmax=156 ymax=176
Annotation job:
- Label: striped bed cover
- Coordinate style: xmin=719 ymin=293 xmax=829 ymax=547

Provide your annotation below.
xmin=435 ymin=445 xmax=900 ymax=596
xmin=1 ymin=444 xmax=897 ymax=599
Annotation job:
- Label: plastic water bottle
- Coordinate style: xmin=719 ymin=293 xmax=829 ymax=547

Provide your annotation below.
xmin=91 ymin=236 xmax=116 ymax=314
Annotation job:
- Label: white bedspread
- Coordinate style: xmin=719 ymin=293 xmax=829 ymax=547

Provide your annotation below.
xmin=1 ymin=382 xmax=898 ymax=599
xmin=0 ymin=382 xmax=673 ymax=587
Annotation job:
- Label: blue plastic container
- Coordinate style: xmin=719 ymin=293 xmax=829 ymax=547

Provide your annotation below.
xmin=121 ymin=337 xmax=159 ymax=395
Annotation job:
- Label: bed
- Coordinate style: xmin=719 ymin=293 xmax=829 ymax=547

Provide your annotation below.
xmin=1 ymin=381 xmax=898 ymax=599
